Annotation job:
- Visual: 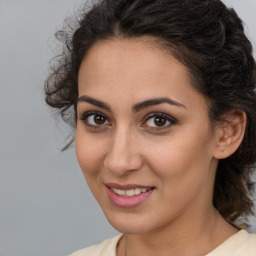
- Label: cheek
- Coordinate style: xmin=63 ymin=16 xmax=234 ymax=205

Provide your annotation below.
xmin=145 ymin=129 xmax=213 ymax=183
xmin=75 ymin=128 xmax=104 ymax=178
xmin=144 ymin=136 xmax=214 ymax=212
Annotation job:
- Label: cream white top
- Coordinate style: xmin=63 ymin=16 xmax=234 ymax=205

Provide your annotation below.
xmin=69 ymin=230 xmax=256 ymax=256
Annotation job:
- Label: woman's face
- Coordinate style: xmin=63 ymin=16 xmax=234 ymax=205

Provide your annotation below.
xmin=76 ymin=37 xmax=219 ymax=234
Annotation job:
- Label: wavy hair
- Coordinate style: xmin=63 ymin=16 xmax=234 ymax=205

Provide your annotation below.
xmin=45 ymin=0 xmax=256 ymax=225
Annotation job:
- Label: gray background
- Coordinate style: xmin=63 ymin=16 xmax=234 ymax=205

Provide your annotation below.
xmin=0 ymin=1 xmax=255 ymax=256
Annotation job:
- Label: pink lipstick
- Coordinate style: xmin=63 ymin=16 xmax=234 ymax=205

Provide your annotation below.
xmin=105 ymin=183 xmax=155 ymax=208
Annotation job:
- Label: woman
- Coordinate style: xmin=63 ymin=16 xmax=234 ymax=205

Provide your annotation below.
xmin=45 ymin=0 xmax=256 ymax=255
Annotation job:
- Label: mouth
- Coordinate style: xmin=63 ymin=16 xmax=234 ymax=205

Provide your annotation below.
xmin=109 ymin=187 xmax=152 ymax=197
xmin=105 ymin=183 xmax=155 ymax=207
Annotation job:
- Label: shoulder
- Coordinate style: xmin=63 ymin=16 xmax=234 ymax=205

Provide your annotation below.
xmin=207 ymin=230 xmax=256 ymax=256
xmin=69 ymin=234 xmax=123 ymax=256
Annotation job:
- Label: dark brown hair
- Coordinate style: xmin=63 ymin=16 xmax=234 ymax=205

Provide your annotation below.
xmin=45 ymin=0 xmax=256 ymax=225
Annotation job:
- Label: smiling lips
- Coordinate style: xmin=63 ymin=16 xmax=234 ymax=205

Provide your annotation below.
xmin=106 ymin=183 xmax=155 ymax=207
xmin=111 ymin=187 xmax=150 ymax=196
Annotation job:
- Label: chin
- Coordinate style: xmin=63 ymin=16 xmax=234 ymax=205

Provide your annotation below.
xmin=110 ymin=220 xmax=149 ymax=234
xmin=103 ymin=209 xmax=157 ymax=234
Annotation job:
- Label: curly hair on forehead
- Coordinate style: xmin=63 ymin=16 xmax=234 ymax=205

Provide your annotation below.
xmin=45 ymin=0 xmax=256 ymax=226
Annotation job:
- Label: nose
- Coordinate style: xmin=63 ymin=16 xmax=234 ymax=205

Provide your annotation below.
xmin=104 ymin=128 xmax=143 ymax=176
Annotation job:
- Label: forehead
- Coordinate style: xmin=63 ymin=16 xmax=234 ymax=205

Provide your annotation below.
xmin=78 ymin=37 xmax=206 ymax=112
xmin=79 ymin=37 xmax=176 ymax=79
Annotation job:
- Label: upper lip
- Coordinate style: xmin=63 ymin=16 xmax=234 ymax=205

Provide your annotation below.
xmin=105 ymin=183 xmax=155 ymax=190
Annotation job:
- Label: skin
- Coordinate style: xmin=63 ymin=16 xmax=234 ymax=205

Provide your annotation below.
xmin=75 ymin=37 xmax=240 ymax=256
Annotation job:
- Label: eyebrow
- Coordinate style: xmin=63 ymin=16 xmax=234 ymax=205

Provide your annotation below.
xmin=132 ymin=97 xmax=186 ymax=112
xmin=77 ymin=95 xmax=186 ymax=113
xmin=77 ymin=95 xmax=112 ymax=112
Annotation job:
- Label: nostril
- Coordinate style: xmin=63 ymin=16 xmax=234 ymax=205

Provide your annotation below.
xmin=104 ymin=154 xmax=143 ymax=175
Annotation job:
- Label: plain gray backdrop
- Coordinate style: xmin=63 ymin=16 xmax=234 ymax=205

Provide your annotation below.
xmin=0 ymin=1 xmax=255 ymax=256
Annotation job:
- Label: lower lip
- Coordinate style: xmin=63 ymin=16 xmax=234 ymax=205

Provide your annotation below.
xmin=106 ymin=187 xmax=154 ymax=208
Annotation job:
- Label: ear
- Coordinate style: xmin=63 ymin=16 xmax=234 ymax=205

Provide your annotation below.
xmin=213 ymin=110 xmax=246 ymax=159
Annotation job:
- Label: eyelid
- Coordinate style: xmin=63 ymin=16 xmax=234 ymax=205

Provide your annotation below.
xmin=78 ymin=111 xmax=108 ymax=120
xmin=142 ymin=112 xmax=177 ymax=129
xmin=78 ymin=111 xmax=111 ymax=128
xmin=144 ymin=112 xmax=176 ymax=122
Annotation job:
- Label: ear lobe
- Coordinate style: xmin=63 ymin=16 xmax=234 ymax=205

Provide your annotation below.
xmin=213 ymin=110 xmax=246 ymax=159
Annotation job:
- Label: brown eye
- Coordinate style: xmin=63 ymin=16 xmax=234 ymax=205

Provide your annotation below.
xmin=79 ymin=112 xmax=110 ymax=127
xmin=143 ymin=113 xmax=176 ymax=130
xmin=154 ymin=117 xmax=167 ymax=127
xmin=94 ymin=114 xmax=106 ymax=125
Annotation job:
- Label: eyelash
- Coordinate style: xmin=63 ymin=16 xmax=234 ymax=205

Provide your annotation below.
xmin=78 ymin=111 xmax=110 ymax=129
xmin=78 ymin=111 xmax=177 ymax=131
xmin=142 ymin=113 xmax=176 ymax=131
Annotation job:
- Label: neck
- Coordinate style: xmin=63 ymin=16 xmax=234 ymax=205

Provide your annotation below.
xmin=121 ymin=207 xmax=238 ymax=256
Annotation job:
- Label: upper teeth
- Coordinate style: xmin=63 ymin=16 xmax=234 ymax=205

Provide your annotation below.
xmin=111 ymin=187 xmax=149 ymax=197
